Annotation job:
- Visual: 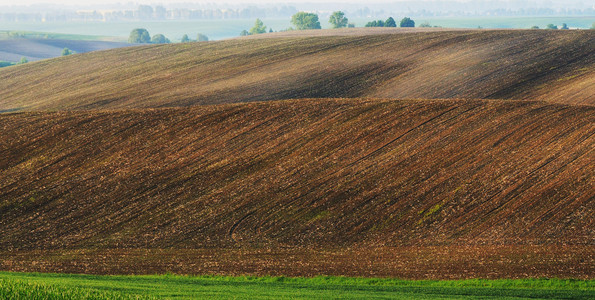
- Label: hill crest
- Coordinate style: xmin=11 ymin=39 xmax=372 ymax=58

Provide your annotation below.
xmin=0 ymin=29 xmax=593 ymax=112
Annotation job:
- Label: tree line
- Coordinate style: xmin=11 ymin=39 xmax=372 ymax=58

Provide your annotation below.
xmin=128 ymin=28 xmax=209 ymax=44
xmin=240 ymin=11 xmax=418 ymax=36
xmin=129 ymin=13 xmax=595 ymax=42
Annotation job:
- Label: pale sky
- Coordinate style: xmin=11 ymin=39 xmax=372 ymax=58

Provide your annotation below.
xmin=0 ymin=0 xmax=588 ymax=7
xmin=4 ymin=0 xmax=369 ymax=5
xmin=0 ymin=0 xmax=410 ymax=8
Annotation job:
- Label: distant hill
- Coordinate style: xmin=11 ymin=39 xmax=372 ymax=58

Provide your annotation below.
xmin=0 ymin=29 xmax=592 ymax=112
xmin=0 ymin=38 xmax=132 ymax=62
xmin=1 ymin=98 xmax=592 ymax=250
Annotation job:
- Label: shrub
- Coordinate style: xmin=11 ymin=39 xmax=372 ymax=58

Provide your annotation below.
xmin=151 ymin=34 xmax=170 ymax=44
xmin=61 ymin=48 xmax=73 ymax=56
xmin=365 ymin=20 xmax=384 ymax=27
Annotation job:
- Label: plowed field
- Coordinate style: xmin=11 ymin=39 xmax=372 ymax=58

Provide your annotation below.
xmin=0 ymin=30 xmax=593 ymax=111
xmin=1 ymin=98 xmax=593 ymax=278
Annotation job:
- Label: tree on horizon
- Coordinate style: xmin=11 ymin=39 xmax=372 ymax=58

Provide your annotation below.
xmin=128 ymin=28 xmax=151 ymax=43
xmin=250 ymin=19 xmax=267 ymax=35
xmin=61 ymin=48 xmax=73 ymax=56
xmin=385 ymin=17 xmax=397 ymax=27
xmin=400 ymin=17 xmax=415 ymax=27
xmin=151 ymin=34 xmax=170 ymax=44
xmin=291 ymin=12 xmax=321 ymax=30
xmin=329 ymin=11 xmax=349 ymax=29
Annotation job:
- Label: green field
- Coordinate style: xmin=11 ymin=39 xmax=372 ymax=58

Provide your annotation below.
xmin=0 ymin=30 xmax=117 ymax=41
xmin=0 ymin=272 xmax=593 ymax=299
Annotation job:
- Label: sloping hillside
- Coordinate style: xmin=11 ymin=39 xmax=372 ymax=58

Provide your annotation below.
xmin=0 ymin=38 xmax=132 ymax=62
xmin=1 ymin=98 xmax=592 ymax=251
xmin=0 ymin=30 xmax=593 ymax=111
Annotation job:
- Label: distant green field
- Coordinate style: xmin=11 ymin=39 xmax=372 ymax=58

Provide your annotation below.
xmin=1 ymin=272 xmax=593 ymax=299
xmin=0 ymin=16 xmax=593 ymax=41
xmin=0 ymin=30 xmax=118 ymax=41
xmin=0 ymin=60 xmax=16 ymax=67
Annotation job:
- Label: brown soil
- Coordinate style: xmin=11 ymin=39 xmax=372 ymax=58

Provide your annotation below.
xmin=0 ymin=30 xmax=593 ymax=279
xmin=1 ymin=99 xmax=592 ymax=261
xmin=0 ymin=30 xmax=593 ymax=111
xmin=1 ymin=245 xmax=592 ymax=279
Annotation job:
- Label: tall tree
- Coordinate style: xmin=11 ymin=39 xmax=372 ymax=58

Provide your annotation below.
xmin=385 ymin=17 xmax=397 ymax=27
xmin=400 ymin=17 xmax=415 ymax=27
xmin=249 ymin=18 xmax=267 ymax=35
xmin=128 ymin=28 xmax=151 ymax=43
xmin=329 ymin=11 xmax=348 ymax=29
xmin=291 ymin=12 xmax=321 ymax=30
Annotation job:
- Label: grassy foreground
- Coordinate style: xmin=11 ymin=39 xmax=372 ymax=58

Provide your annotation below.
xmin=0 ymin=272 xmax=593 ymax=299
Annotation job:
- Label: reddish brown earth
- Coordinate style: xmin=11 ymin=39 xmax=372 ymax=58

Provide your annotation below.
xmin=0 ymin=29 xmax=593 ymax=279
xmin=0 ymin=30 xmax=593 ymax=112
xmin=0 ymin=98 xmax=593 ymax=278
xmin=1 ymin=246 xmax=592 ymax=279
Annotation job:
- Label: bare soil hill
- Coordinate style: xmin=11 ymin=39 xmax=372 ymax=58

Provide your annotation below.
xmin=0 ymin=30 xmax=593 ymax=111
xmin=0 ymin=38 xmax=132 ymax=62
xmin=0 ymin=29 xmax=593 ymax=279
xmin=1 ymin=99 xmax=593 ymax=279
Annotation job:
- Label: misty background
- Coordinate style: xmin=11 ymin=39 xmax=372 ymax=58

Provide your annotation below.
xmin=0 ymin=1 xmax=593 ymax=43
xmin=2 ymin=1 xmax=594 ymax=21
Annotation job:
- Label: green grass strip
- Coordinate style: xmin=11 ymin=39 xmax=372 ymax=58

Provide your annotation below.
xmin=0 ymin=272 xmax=593 ymax=299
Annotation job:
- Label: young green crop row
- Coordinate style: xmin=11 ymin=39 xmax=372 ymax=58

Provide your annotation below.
xmin=1 ymin=272 xmax=593 ymax=299
xmin=0 ymin=277 xmax=149 ymax=299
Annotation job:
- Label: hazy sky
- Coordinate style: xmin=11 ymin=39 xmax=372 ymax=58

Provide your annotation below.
xmin=0 ymin=0 xmax=589 ymax=7
xmin=6 ymin=0 xmax=352 ymax=5
xmin=0 ymin=0 xmax=419 ymax=8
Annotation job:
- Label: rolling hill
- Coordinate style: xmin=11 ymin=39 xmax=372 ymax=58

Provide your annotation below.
xmin=0 ymin=38 xmax=132 ymax=63
xmin=0 ymin=29 xmax=593 ymax=279
xmin=1 ymin=99 xmax=592 ymax=249
xmin=0 ymin=29 xmax=593 ymax=112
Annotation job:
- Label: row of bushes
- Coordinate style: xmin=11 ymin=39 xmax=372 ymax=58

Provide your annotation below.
xmin=128 ymin=29 xmax=208 ymax=44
